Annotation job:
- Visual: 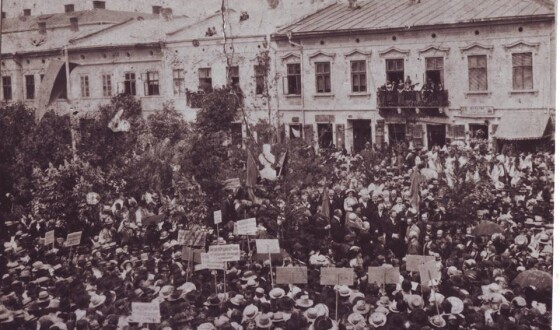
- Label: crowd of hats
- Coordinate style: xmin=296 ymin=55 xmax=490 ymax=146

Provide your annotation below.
xmin=0 ymin=143 xmax=554 ymax=330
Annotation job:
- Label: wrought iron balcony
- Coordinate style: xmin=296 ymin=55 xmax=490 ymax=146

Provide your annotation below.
xmin=377 ymin=90 xmax=449 ymax=108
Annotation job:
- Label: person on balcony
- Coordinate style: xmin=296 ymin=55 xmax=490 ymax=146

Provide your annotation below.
xmin=397 ymin=80 xmax=405 ymax=104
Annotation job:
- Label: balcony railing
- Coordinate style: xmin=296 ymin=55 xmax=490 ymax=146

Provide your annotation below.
xmin=377 ymin=90 xmax=449 ymax=108
xmin=186 ymin=86 xmax=244 ymax=108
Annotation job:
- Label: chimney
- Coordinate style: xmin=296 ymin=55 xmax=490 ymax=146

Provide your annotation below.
xmin=92 ymin=1 xmax=106 ymax=9
xmin=70 ymin=16 xmax=79 ymax=31
xmin=38 ymin=21 xmax=47 ymax=34
xmin=152 ymin=5 xmax=162 ymax=14
xmin=65 ymin=4 xmax=75 ymax=13
xmin=23 ymin=9 xmax=31 ymax=16
xmin=161 ymin=7 xmax=173 ymax=21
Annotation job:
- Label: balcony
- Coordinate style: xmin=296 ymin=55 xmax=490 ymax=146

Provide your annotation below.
xmin=186 ymin=86 xmax=244 ymax=109
xmin=377 ymin=90 xmax=449 ymax=108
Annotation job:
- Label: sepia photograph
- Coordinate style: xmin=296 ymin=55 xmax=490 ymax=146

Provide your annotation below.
xmin=0 ymin=0 xmax=556 ymax=329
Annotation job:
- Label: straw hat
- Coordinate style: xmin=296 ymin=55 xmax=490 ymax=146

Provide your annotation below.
xmin=429 ymin=315 xmax=446 ymax=328
xmin=353 ymin=300 xmax=371 ymax=315
xmin=304 ymin=307 xmax=319 ymax=323
xmin=446 ymin=296 xmax=464 ymax=314
xmin=337 ymin=285 xmax=352 ymax=297
xmin=269 ymin=288 xmax=286 ymax=300
xmin=89 ymin=294 xmax=106 ymax=308
xmin=255 ymin=313 xmax=273 ymax=328
xmin=295 ymin=295 xmax=314 ymax=308
xmin=242 ymin=304 xmax=259 ymax=322
xmin=407 ymin=295 xmax=424 ymax=310
xmin=368 ymin=312 xmax=387 ymax=328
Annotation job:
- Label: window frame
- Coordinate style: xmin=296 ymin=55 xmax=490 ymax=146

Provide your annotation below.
xmin=315 ymin=62 xmax=331 ymax=94
xmin=198 ymin=68 xmax=212 ymax=92
xmin=228 ymin=66 xmax=240 ymax=87
xmin=425 ymin=56 xmax=444 ymax=87
xmin=254 ymin=65 xmax=266 ymax=95
xmin=124 ymin=72 xmax=136 ymax=96
xmin=173 ymin=69 xmax=185 ymax=96
xmin=512 ymin=52 xmax=533 ymax=90
xmin=350 ymin=60 xmax=367 ymax=93
xmin=25 ymin=74 xmax=35 ymax=100
xmin=80 ymin=75 xmax=90 ymax=98
xmin=2 ymin=76 xmax=12 ymax=101
xmin=102 ymin=74 xmax=112 ymax=97
xmin=385 ymin=58 xmax=405 ymax=83
xmin=286 ymin=63 xmax=301 ymax=95
xmin=467 ymin=55 xmax=488 ymax=92
xmin=144 ymin=71 xmax=160 ymax=96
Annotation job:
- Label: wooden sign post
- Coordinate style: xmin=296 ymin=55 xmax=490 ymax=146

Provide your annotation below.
xmin=320 ymin=267 xmax=354 ymax=322
xmin=213 ymin=210 xmax=222 ymax=239
xmin=256 ymin=239 xmax=280 ymax=286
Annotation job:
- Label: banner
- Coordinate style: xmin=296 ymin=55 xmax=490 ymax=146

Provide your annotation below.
xmin=177 ymin=225 xmax=207 ymax=247
xmin=130 ymin=302 xmax=161 ymax=324
xmin=234 ymin=218 xmax=257 ymax=236
xmin=418 ymin=260 xmax=441 ymax=286
xmin=208 ymin=244 xmax=240 ymax=262
xmin=256 ymin=239 xmax=280 ymax=254
xmin=44 ymin=230 xmax=55 ymax=246
xmin=181 ymin=246 xmax=202 ymax=263
xmin=276 ymin=267 xmax=308 ymax=284
xmin=198 ymin=252 xmax=226 ymax=270
xmin=213 ymin=210 xmax=223 ymax=225
xmin=368 ymin=267 xmax=400 ymax=285
xmin=405 ymin=255 xmax=436 ymax=272
xmin=320 ymin=267 xmax=354 ymax=286
xmin=65 ymin=231 xmax=82 ymax=247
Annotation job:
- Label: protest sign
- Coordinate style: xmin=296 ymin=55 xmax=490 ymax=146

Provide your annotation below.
xmin=65 ymin=231 xmax=82 ymax=247
xmin=208 ymin=244 xmax=240 ymax=262
xmin=252 ymin=248 xmax=288 ymax=262
xmin=182 ymin=246 xmax=202 ymax=263
xmin=368 ymin=266 xmax=400 ymax=285
xmin=256 ymin=239 xmax=280 ymax=254
xmin=130 ymin=302 xmax=161 ymax=323
xmin=320 ymin=267 xmax=354 ymax=286
xmin=276 ymin=267 xmax=308 ymax=284
xmin=213 ymin=210 xmax=222 ymax=225
xmin=405 ymin=255 xmax=436 ymax=272
xmin=418 ymin=260 xmax=442 ymax=286
xmin=44 ymin=230 xmax=55 ymax=246
xmin=234 ymin=218 xmax=257 ymax=236
xmin=199 ymin=253 xmax=225 ymax=270
xmin=177 ymin=225 xmax=207 ymax=246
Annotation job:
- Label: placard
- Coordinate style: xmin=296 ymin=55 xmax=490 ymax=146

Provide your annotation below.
xmin=256 ymin=239 xmax=280 ymax=254
xmin=130 ymin=302 xmax=161 ymax=324
xmin=276 ymin=267 xmax=308 ymax=284
xmin=65 ymin=231 xmax=82 ymax=247
xmin=405 ymin=255 xmax=436 ymax=272
xmin=199 ymin=252 xmax=226 ymax=270
xmin=178 ymin=225 xmax=207 ymax=246
xmin=368 ymin=267 xmax=400 ymax=285
xmin=44 ymin=230 xmax=55 ymax=246
xmin=208 ymin=244 xmax=240 ymax=262
xmin=234 ymin=218 xmax=257 ymax=236
xmin=418 ymin=260 xmax=441 ymax=286
xmin=182 ymin=246 xmax=202 ymax=263
xmin=320 ymin=267 xmax=354 ymax=286
xmin=213 ymin=210 xmax=223 ymax=225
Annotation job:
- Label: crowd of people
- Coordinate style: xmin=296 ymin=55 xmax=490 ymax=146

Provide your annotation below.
xmin=377 ymin=77 xmax=446 ymax=106
xmin=0 ymin=138 xmax=554 ymax=330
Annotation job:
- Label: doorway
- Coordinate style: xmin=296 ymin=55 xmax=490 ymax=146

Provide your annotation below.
xmin=352 ymin=120 xmax=372 ymax=153
xmin=427 ymin=124 xmax=446 ymax=148
xmin=388 ymin=123 xmax=406 ymax=145
xmin=317 ymin=123 xmax=334 ymax=149
xmin=469 ymin=124 xmax=488 ymax=139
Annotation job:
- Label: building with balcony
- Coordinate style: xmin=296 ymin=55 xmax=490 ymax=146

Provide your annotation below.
xmin=272 ymin=0 xmax=555 ymax=152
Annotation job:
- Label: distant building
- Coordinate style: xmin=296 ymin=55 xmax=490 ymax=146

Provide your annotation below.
xmin=272 ymin=0 xmax=555 ymax=152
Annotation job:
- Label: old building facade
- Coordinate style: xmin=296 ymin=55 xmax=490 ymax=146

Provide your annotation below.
xmin=272 ymin=0 xmax=555 ymax=152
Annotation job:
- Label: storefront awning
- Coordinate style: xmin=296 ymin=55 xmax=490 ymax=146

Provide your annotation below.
xmin=494 ymin=112 xmax=552 ymax=140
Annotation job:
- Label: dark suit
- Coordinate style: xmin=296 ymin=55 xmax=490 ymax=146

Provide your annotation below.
xmin=330 ymin=216 xmax=345 ymax=243
xmin=370 ymin=209 xmax=386 ymax=235
xmin=383 ymin=217 xmax=407 ymax=258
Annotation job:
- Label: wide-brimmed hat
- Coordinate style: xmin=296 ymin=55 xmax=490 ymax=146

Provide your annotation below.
xmin=345 ymin=188 xmax=356 ymax=196
xmin=255 ymin=313 xmax=273 ymax=328
xmin=337 ymin=285 xmax=351 ymax=297
xmin=269 ymin=288 xmax=286 ymax=299
xmin=197 ymin=323 xmax=216 ymax=330
xmin=311 ymin=316 xmax=337 ymax=330
xmin=229 ymin=294 xmax=246 ymax=306
xmin=243 ymin=278 xmax=258 ymax=289
xmin=315 ymin=303 xmax=329 ymax=318
xmin=407 ymin=295 xmax=424 ymax=310
xmin=204 ymin=294 xmax=221 ymax=306
xmin=429 ymin=315 xmax=446 ymax=328
xmin=305 ymin=307 xmax=319 ymax=323
xmin=446 ymin=296 xmax=464 ymax=314
xmin=368 ymin=312 xmax=387 ymax=328
xmin=376 ymin=296 xmax=391 ymax=307
xmin=89 ymin=295 xmax=106 ymax=308
xmin=242 ymin=304 xmax=259 ymax=321
xmin=347 ymin=312 xmax=365 ymax=326
xmin=272 ymin=311 xmax=288 ymax=323
xmin=241 ymin=270 xmax=257 ymax=282
xmin=353 ymin=300 xmax=370 ymax=315
xmin=295 ymin=295 xmax=314 ymax=308
xmin=159 ymin=285 xmax=175 ymax=300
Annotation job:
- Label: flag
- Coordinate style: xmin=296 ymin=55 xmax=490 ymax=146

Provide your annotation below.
xmin=410 ymin=167 xmax=425 ymax=212
xmin=247 ymin=149 xmax=258 ymax=201
xmin=276 ymin=151 xmax=288 ymax=178
xmin=319 ymin=186 xmax=330 ymax=219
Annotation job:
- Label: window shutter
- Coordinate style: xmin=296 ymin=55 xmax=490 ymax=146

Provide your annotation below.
xmin=304 ymin=124 xmax=314 ymax=144
xmin=336 ymin=124 xmax=345 ymax=149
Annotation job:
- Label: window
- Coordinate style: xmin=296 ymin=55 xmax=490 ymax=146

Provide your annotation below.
xmin=2 ymin=76 xmax=12 ymax=100
xmin=102 ymin=74 xmax=112 ymax=97
xmin=65 ymin=4 xmax=75 ymax=13
xmin=351 ymin=60 xmax=367 ymax=92
xmin=286 ymin=63 xmax=301 ymax=95
xmin=468 ymin=55 xmax=488 ymax=91
xmin=315 ymin=62 xmax=331 ymax=93
xmin=227 ymin=66 xmax=239 ymax=87
xmin=386 ymin=59 xmax=404 ymax=83
xmin=80 ymin=76 xmax=90 ymax=98
xmin=289 ymin=124 xmax=302 ymax=139
xmin=23 ymin=9 xmax=31 ymax=16
xmin=92 ymin=1 xmax=106 ymax=9
xmin=124 ymin=72 xmax=136 ymax=96
xmin=512 ymin=53 xmax=533 ymax=90
xmin=25 ymin=75 xmax=35 ymax=99
xmin=317 ymin=123 xmax=333 ymax=148
xmin=198 ymin=68 xmax=212 ymax=92
xmin=425 ymin=57 xmax=444 ymax=86
xmin=254 ymin=65 xmax=265 ymax=95
xmin=144 ymin=71 xmax=160 ymax=96
xmin=173 ymin=69 xmax=185 ymax=96
xmin=152 ymin=5 xmax=162 ymax=14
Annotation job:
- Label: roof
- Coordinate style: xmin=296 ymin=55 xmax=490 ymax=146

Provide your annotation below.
xmin=277 ymin=0 xmax=554 ymax=36
xmin=495 ymin=111 xmax=552 ymax=140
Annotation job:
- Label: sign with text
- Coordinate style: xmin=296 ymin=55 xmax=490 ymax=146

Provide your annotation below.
xmin=208 ymin=244 xmax=240 ymax=262
xmin=405 ymin=255 xmax=436 ymax=272
xmin=44 ymin=230 xmax=55 ymax=246
xmin=320 ymin=267 xmax=354 ymax=286
xmin=460 ymin=106 xmax=494 ymax=115
xmin=177 ymin=225 xmax=207 ymax=247
xmin=368 ymin=267 xmax=400 ymax=285
xmin=256 ymin=239 xmax=280 ymax=254
xmin=418 ymin=260 xmax=442 ymax=286
xmin=65 ymin=231 xmax=82 ymax=247
xmin=276 ymin=267 xmax=308 ymax=284
xmin=130 ymin=302 xmax=161 ymax=324
xmin=181 ymin=246 xmax=202 ymax=263
xmin=213 ymin=210 xmax=223 ymax=225
xmin=234 ymin=218 xmax=257 ymax=236
xmin=199 ymin=252 xmax=225 ymax=270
